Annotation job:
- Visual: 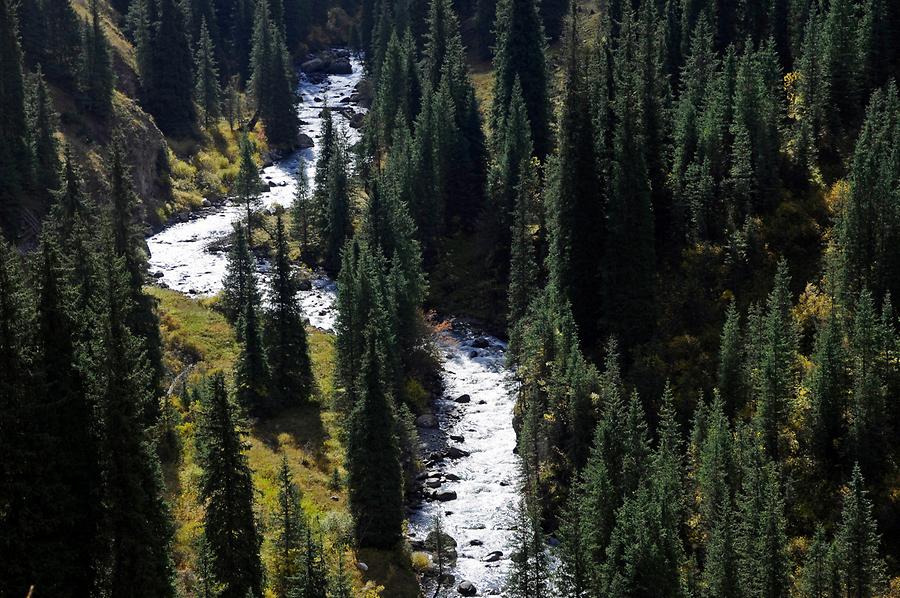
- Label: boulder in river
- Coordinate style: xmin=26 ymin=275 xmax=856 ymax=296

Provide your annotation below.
xmin=328 ymin=57 xmax=352 ymax=74
xmin=416 ymin=414 xmax=438 ymax=428
xmin=482 ymin=551 xmax=503 ymax=562
xmin=297 ymin=133 xmax=314 ymax=149
xmin=447 ymin=446 xmax=470 ymax=459
xmin=471 ymin=337 xmax=491 ymax=349
xmin=426 ymin=529 xmax=458 ymax=549
xmin=301 ymin=58 xmax=326 ymax=72
xmin=458 ymin=580 xmax=477 ymax=596
xmin=298 ymin=279 xmax=312 ymax=291
xmin=433 ymin=490 xmax=457 ymax=502
xmin=455 ymin=394 xmax=471 ymax=403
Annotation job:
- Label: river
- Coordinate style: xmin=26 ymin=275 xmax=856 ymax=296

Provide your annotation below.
xmin=146 ymin=52 xmax=522 ymax=597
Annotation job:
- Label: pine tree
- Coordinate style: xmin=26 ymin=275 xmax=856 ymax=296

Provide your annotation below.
xmin=270 ymin=455 xmax=306 ymax=597
xmin=751 ymin=261 xmax=796 ymax=461
xmin=222 ymin=221 xmax=259 ymax=325
xmin=735 ymin=458 xmax=788 ymax=598
xmin=37 ymin=0 xmax=83 ymax=86
xmin=235 ymin=132 xmax=263 ymax=235
xmin=805 ymin=311 xmax=847 ymax=480
xmin=109 ymin=137 xmax=164 ymax=420
xmin=718 ymin=302 xmax=744 ymax=417
xmin=146 ymin=0 xmax=197 ymax=135
xmin=286 ymin=525 xmax=328 ymax=598
xmin=197 ymin=373 xmax=264 ymax=598
xmin=234 ymin=286 xmax=271 ymax=416
xmin=603 ymin=9 xmax=656 ymax=353
xmin=345 ymin=321 xmax=404 ymax=548
xmin=322 ymin=132 xmax=351 ymax=274
xmin=265 ymin=211 xmax=313 ymax=407
xmin=95 ymin=241 xmax=175 ymax=597
xmin=547 ymin=10 xmax=604 ymax=346
xmin=291 ymin=158 xmax=313 ymax=258
xmin=0 ymin=235 xmax=38 ymax=596
xmin=80 ymin=0 xmax=114 ymax=118
xmin=833 ymin=83 xmax=900 ymax=303
xmin=799 ymin=526 xmax=841 ymax=598
xmin=26 ymin=67 xmax=61 ymax=209
xmin=506 ymin=154 xmax=539 ymax=340
xmin=794 ymin=7 xmax=828 ymax=174
xmin=846 ymin=290 xmax=888 ymax=480
xmin=195 ymin=18 xmax=222 ymax=126
xmin=0 ymin=0 xmax=31 ymax=236
xmin=250 ymin=0 xmax=298 ymax=148
xmin=833 ymin=465 xmax=888 ymax=598
xmin=506 ymin=497 xmax=549 ymax=598
xmin=490 ymin=0 xmax=550 ymax=158
xmin=822 ymin=0 xmax=860 ymax=138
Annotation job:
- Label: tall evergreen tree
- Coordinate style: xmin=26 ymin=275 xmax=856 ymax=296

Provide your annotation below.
xmin=322 ymin=132 xmax=351 ymax=274
xmin=26 ymin=67 xmax=61 ymax=210
xmin=80 ymin=0 xmax=114 ymax=118
xmin=265 ymin=211 xmax=313 ymax=407
xmin=196 ymin=373 xmax=264 ymax=598
xmin=490 ymin=0 xmax=550 ymax=158
xmin=270 ymin=455 xmax=307 ymax=597
xmin=345 ymin=321 xmax=404 ymax=548
xmin=718 ymin=302 xmax=745 ymax=417
xmin=222 ymin=221 xmax=258 ymax=325
xmin=95 ymin=242 xmax=175 ymax=597
xmin=195 ymin=18 xmax=222 ymax=126
xmin=250 ymin=0 xmax=298 ymax=148
xmin=234 ymin=284 xmax=271 ymax=416
xmin=0 ymin=0 xmax=31 ymax=236
xmin=834 ymin=465 xmax=888 ymax=598
xmin=235 ymin=132 xmax=263 ymax=235
xmin=146 ymin=0 xmax=197 ymax=135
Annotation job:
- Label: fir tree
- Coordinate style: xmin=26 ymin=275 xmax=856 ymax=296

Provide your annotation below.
xmin=26 ymin=67 xmax=61 ymax=209
xmin=291 ymin=158 xmax=313 ymax=258
xmin=799 ymin=526 xmax=841 ymax=598
xmin=0 ymin=0 xmax=31 ymax=236
xmin=718 ymin=302 xmax=745 ymax=418
xmin=235 ymin=132 xmax=263 ymax=235
xmin=234 ymin=285 xmax=271 ymax=416
xmin=322 ymin=132 xmax=352 ymax=274
xmin=95 ymin=242 xmax=175 ymax=597
xmin=250 ymin=0 xmax=298 ymax=148
xmin=834 ymin=465 xmax=888 ymax=598
xmin=79 ymin=0 xmax=114 ymax=118
xmin=146 ymin=0 xmax=197 ymax=135
xmin=805 ymin=311 xmax=847 ymax=481
xmin=270 ymin=455 xmax=306 ymax=597
xmin=195 ymin=18 xmax=222 ymax=126
xmin=196 ymin=373 xmax=264 ymax=598
xmin=222 ymin=221 xmax=259 ymax=325
xmin=345 ymin=321 xmax=404 ymax=548
xmin=506 ymin=497 xmax=550 ymax=598
xmin=265 ymin=211 xmax=313 ymax=407
xmin=490 ymin=0 xmax=550 ymax=158
xmin=735 ymin=458 xmax=788 ymax=598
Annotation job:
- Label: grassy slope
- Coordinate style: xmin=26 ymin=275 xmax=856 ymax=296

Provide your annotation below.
xmin=150 ymin=288 xmax=419 ymax=597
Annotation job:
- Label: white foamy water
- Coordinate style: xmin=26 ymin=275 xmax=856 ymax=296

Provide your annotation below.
xmin=145 ymin=52 xmax=523 ymax=597
xmin=147 ymin=53 xmax=365 ymax=297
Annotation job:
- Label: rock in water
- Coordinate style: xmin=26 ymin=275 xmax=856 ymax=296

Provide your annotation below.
xmin=416 ymin=414 xmax=438 ymax=428
xmin=458 ymin=580 xmax=477 ymax=596
xmin=297 ymin=133 xmax=314 ymax=149
xmin=301 ymin=57 xmax=325 ymax=72
xmin=328 ymin=57 xmax=352 ymax=74
xmin=455 ymin=394 xmax=471 ymax=403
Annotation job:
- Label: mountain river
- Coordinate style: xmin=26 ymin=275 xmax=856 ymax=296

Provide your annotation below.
xmin=146 ymin=52 xmax=522 ymax=597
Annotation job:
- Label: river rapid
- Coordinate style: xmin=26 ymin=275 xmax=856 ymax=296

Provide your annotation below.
xmin=146 ymin=52 xmax=522 ymax=597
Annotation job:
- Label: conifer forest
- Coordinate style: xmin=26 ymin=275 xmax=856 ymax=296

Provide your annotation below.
xmin=2 ymin=0 xmax=900 ymax=595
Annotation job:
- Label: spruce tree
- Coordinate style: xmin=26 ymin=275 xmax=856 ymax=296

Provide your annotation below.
xmin=799 ymin=526 xmax=841 ymax=598
xmin=490 ymin=0 xmax=550 ymax=158
xmin=109 ymin=137 xmax=164 ymax=419
xmin=95 ymin=242 xmax=175 ymax=597
xmin=195 ymin=18 xmax=222 ymax=127
xmin=222 ymin=221 xmax=259 ymax=325
xmin=265 ymin=211 xmax=313 ymax=407
xmin=0 ymin=235 xmax=38 ymax=596
xmin=291 ymin=158 xmax=313 ymax=258
xmin=834 ymin=465 xmax=888 ymax=598
xmin=547 ymin=10 xmax=604 ymax=346
xmin=250 ymin=0 xmax=298 ymax=148
xmin=197 ymin=374 xmax=264 ymax=598
xmin=80 ymin=0 xmax=114 ymax=118
xmin=805 ymin=311 xmax=847 ymax=481
xmin=345 ymin=321 xmax=404 ymax=548
xmin=0 ymin=0 xmax=31 ymax=236
xmin=751 ymin=261 xmax=797 ymax=461
xmin=735 ymin=458 xmax=788 ymax=598
xmin=235 ymin=132 xmax=263 ymax=236
xmin=146 ymin=0 xmax=197 ymax=135
xmin=506 ymin=497 xmax=550 ymax=598
xmin=26 ymin=67 xmax=61 ymax=209
xmin=603 ymin=8 xmax=657 ymax=353
xmin=270 ymin=455 xmax=307 ymax=597
xmin=718 ymin=302 xmax=745 ymax=418
xmin=322 ymin=132 xmax=352 ymax=274
xmin=234 ymin=286 xmax=271 ymax=416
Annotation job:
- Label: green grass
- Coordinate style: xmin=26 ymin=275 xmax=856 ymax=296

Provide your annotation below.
xmin=151 ymin=287 xmax=419 ymax=597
